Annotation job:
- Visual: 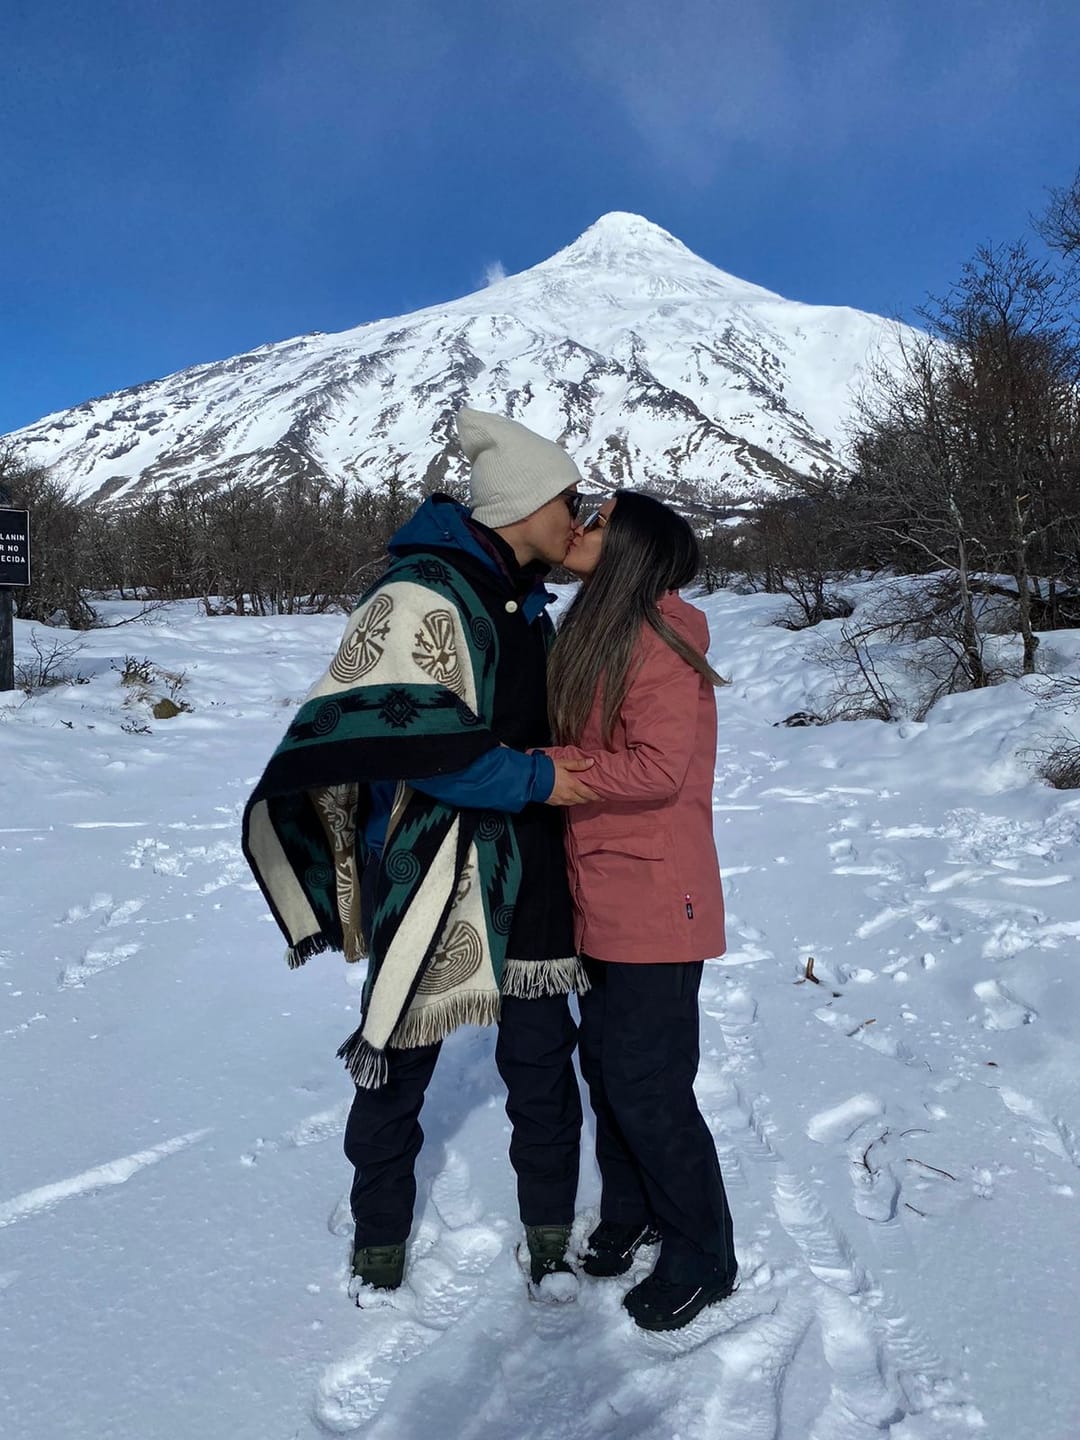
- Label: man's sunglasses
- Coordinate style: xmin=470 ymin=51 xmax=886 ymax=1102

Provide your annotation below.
xmin=561 ymin=491 xmax=584 ymax=520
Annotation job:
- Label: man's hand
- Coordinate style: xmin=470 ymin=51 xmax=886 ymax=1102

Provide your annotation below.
xmin=545 ymin=757 xmax=599 ymax=806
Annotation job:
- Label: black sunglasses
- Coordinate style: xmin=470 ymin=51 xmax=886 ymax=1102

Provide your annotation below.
xmin=561 ymin=491 xmax=583 ymax=520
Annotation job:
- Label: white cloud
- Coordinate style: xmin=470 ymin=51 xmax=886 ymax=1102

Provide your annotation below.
xmin=538 ymin=0 xmax=1053 ymax=186
xmin=484 ymin=260 xmax=507 ymax=286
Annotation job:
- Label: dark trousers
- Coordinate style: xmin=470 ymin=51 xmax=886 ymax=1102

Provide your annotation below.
xmin=344 ymin=992 xmax=582 ymax=1245
xmin=578 ymin=956 xmax=737 ymax=1286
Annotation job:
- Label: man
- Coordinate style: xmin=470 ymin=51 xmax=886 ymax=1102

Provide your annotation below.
xmin=243 ymin=407 xmax=598 ymax=1296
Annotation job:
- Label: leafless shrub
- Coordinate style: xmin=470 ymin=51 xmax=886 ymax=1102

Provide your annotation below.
xmin=1027 ymin=670 xmax=1080 ymax=712
xmin=709 ymin=489 xmax=861 ymax=627
xmin=115 ymin=655 xmax=155 ymax=686
xmin=811 ymin=575 xmax=1014 ymax=723
xmin=115 ymin=656 xmax=192 ymax=720
xmin=14 ymin=632 xmax=88 ymax=694
xmin=1030 ymin=736 xmax=1080 ymax=789
xmin=814 ymin=616 xmax=901 ymax=723
xmin=774 ymin=593 xmax=855 ymax=631
xmin=157 ymin=667 xmax=192 ymax=712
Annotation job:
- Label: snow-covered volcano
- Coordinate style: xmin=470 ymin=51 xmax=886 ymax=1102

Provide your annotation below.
xmin=8 ymin=213 xmax=897 ymax=505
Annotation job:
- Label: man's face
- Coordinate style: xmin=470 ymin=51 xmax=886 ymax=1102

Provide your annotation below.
xmin=503 ymin=487 xmax=581 ymax=567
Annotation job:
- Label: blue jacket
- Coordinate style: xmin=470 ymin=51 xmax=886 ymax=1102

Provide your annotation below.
xmin=364 ymin=497 xmax=556 ymax=853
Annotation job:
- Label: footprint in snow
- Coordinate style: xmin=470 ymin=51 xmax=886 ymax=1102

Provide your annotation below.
xmin=691 ymin=1289 xmax=817 ymax=1440
xmin=56 ymin=895 xmax=146 ymax=988
xmin=58 ymin=892 xmax=113 ymax=925
xmin=855 ymin=904 xmax=913 ymax=940
xmin=972 ymin=978 xmax=1036 ymax=1030
xmin=240 ymin=1099 xmax=350 ymax=1164
xmin=718 ymin=916 xmax=774 ymax=969
xmin=104 ymin=897 xmax=144 ymax=926
xmin=849 ymin=1142 xmax=901 ymax=1226
xmin=772 ymin=1167 xmax=867 ymax=1297
xmin=805 ymin=1093 xmax=885 ymax=1146
xmin=702 ymin=980 xmax=762 ymax=1072
xmin=406 ymin=1226 xmax=504 ymax=1328
xmin=808 ymin=1286 xmax=910 ymax=1436
xmin=430 ymin=1148 xmax=484 ymax=1229
xmin=58 ymin=940 xmax=141 ymax=989
xmin=315 ymin=1320 xmax=438 ymax=1433
xmin=772 ymin=1169 xmax=979 ymax=1433
xmin=327 ymin=1191 xmax=353 ymax=1237
xmin=710 ymin=1086 xmax=779 ymax=1169
xmin=813 ymin=1005 xmax=920 ymax=1066
xmin=284 ymin=1100 xmax=351 ymax=1148
xmin=997 ymin=1088 xmax=1080 ymax=1169
xmin=317 ymin=1151 xmax=505 ymax=1431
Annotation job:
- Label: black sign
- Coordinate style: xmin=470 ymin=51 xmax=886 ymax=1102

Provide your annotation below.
xmin=0 ymin=508 xmax=30 ymax=587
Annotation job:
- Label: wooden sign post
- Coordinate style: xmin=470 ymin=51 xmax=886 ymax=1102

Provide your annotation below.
xmin=0 ymin=506 xmax=31 ymax=693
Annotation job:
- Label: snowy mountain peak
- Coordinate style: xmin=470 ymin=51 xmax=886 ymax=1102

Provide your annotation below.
xmin=520 ymin=211 xmax=782 ymax=303
xmin=7 ymin=214 xmax=898 ymax=506
xmin=562 ymin=211 xmax=689 ymax=259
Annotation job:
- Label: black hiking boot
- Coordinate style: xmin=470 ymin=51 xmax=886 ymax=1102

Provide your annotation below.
xmin=623 ymin=1270 xmax=736 ymax=1331
xmin=523 ymin=1224 xmax=574 ymax=1286
xmin=581 ymin=1220 xmax=661 ymax=1278
xmin=351 ymin=1239 xmax=406 ymax=1292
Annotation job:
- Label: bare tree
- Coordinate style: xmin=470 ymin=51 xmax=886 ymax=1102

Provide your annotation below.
xmin=847 ymin=335 xmax=991 ymax=686
xmin=929 ymin=243 xmax=1080 ymax=671
xmin=1038 ymin=167 xmax=1080 ymax=261
xmin=0 ymin=446 xmax=96 ymax=628
xmin=847 ymin=242 xmax=1080 ymax=678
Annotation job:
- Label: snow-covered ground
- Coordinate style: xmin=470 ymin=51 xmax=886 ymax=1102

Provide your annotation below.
xmin=3 ymin=589 xmax=1079 ymax=1440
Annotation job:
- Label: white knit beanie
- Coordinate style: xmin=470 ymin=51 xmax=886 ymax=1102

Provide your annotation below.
xmin=457 ymin=407 xmax=582 ymax=528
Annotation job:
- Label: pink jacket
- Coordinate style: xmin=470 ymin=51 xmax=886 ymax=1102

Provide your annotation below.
xmin=546 ymin=591 xmax=726 ymax=965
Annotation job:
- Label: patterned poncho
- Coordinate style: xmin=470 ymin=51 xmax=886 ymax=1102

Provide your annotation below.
xmin=242 ymin=554 xmax=522 ymax=1088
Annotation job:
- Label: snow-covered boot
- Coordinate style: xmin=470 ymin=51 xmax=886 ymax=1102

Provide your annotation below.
xmin=523 ymin=1223 xmax=573 ymax=1283
xmin=581 ymin=1219 xmax=660 ymax=1278
xmin=351 ymin=1240 xmax=406 ymax=1291
xmin=623 ymin=1270 xmax=736 ymax=1331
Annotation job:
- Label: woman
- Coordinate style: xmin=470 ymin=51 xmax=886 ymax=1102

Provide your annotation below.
xmin=544 ymin=490 xmax=737 ymax=1331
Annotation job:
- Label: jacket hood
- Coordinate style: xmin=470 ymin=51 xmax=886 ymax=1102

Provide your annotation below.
xmin=388 ymin=494 xmax=494 ymax=569
xmin=388 ymin=494 xmax=554 ymax=623
xmin=657 ymin=590 xmax=710 ymax=650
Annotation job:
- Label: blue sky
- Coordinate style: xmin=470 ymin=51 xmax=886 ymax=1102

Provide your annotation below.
xmin=2 ymin=0 xmax=1078 ymax=434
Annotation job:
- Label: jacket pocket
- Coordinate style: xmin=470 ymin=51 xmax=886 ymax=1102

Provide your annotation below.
xmin=573 ymin=828 xmax=666 ymax=860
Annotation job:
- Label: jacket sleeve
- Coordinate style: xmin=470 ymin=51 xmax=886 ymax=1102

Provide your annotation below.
xmin=409 ymin=746 xmax=555 ymax=812
xmin=545 ymin=639 xmax=701 ymax=802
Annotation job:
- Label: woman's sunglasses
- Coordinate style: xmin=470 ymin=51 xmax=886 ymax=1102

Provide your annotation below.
xmin=581 ymin=508 xmax=607 ymax=533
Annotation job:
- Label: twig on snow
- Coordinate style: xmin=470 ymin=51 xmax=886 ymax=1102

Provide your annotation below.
xmin=906 ymin=1157 xmax=957 ymax=1182
xmin=846 ymin=1018 xmax=877 ymax=1038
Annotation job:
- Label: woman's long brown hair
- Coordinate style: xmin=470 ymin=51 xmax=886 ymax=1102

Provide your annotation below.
xmin=548 ymin=491 xmax=725 ymax=745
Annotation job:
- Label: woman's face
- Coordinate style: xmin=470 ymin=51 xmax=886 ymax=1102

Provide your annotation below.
xmin=563 ymin=498 xmax=616 ymax=578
